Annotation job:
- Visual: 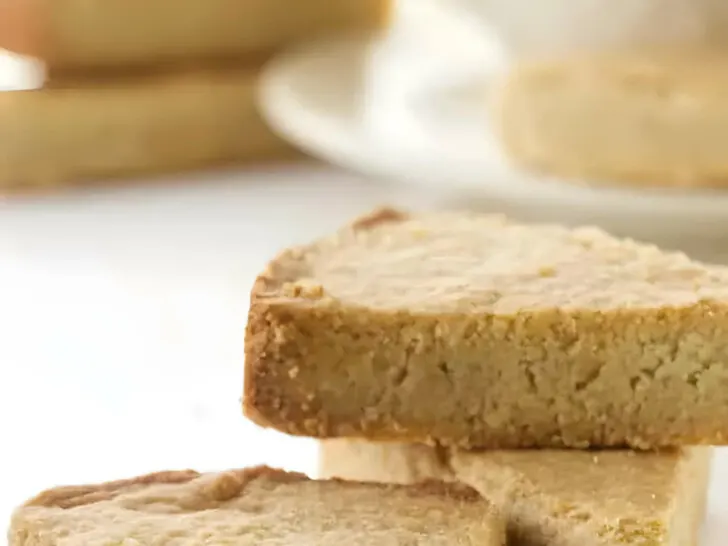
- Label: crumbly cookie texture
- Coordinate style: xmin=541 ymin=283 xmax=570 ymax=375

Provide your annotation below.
xmin=9 ymin=465 xmax=502 ymax=546
xmin=319 ymin=440 xmax=713 ymax=546
xmin=244 ymin=207 xmax=728 ymax=449
xmin=492 ymin=49 xmax=728 ymax=188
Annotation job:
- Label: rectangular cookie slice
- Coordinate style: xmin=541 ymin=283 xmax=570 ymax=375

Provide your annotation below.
xmin=319 ymin=440 xmax=712 ymax=546
xmin=9 ymin=465 xmax=503 ymax=546
xmin=244 ymin=207 xmax=728 ymax=449
xmin=0 ymin=0 xmax=388 ymax=71
xmin=0 ymin=64 xmax=301 ymax=191
xmin=492 ymin=49 xmax=728 ymax=188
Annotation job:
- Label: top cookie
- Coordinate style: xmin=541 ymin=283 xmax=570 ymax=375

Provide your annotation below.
xmin=244 ymin=208 xmax=728 ymax=448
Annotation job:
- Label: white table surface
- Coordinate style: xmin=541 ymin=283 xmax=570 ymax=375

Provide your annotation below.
xmin=0 ymin=164 xmax=724 ymax=543
xmin=0 ymin=164 xmax=447 ymax=530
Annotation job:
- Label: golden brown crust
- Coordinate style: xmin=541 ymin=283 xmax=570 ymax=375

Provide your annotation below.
xmin=319 ymin=474 xmax=483 ymax=503
xmin=12 ymin=465 xmax=501 ymax=546
xmin=21 ymin=467 xmax=317 ymax=509
xmin=243 ymin=301 xmax=285 ymax=432
xmin=245 ymin=216 xmax=382 ymax=435
xmin=242 ymin=207 xmax=728 ymax=449
xmin=23 ymin=470 xmax=201 ymax=510
xmin=23 ymin=464 xmax=484 ymax=516
xmin=350 ymin=206 xmax=409 ymax=231
xmin=22 ymin=467 xmax=311 ymax=511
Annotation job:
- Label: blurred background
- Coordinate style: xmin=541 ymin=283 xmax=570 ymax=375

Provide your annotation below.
xmin=0 ymin=0 xmax=727 ymax=540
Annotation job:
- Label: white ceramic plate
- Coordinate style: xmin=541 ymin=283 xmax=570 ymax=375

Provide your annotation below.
xmin=258 ymin=34 xmax=728 ymax=260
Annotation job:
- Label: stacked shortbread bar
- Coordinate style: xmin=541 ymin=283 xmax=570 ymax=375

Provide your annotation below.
xmin=0 ymin=0 xmax=387 ymax=190
xmin=243 ymin=207 xmax=720 ymax=545
xmin=8 ymin=208 xmax=720 ymax=544
xmin=10 ymin=467 xmax=505 ymax=545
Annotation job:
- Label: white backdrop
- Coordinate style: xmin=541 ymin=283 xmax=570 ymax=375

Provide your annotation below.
xmin=0 ymin=165 xmax=443 ymax=528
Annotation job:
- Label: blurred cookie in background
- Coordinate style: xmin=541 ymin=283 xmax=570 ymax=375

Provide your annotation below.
xmin=491 ymin=48 xmax=728 ymax=189
xmin=0 ymin=0 xmax=388 ymax=192
xmin=0 ymin=0 xmax=388 ymax=72
xmin=441 ymin=0 xmax=728 ymax=58
xmin=0 ymin=63 xmax=304 ymax=193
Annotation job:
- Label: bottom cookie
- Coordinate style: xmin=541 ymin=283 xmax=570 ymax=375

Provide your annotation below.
xmin=319 ymin=440 xmax=712 ymax=546
xmin=10 ymin=465 xmax=503 ymax=545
